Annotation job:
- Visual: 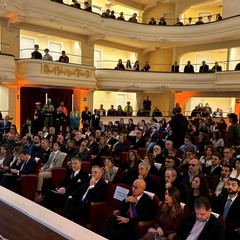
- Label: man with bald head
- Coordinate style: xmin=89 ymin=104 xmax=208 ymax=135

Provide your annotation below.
xmin=103 ymin=179 xmax=154 ymax=240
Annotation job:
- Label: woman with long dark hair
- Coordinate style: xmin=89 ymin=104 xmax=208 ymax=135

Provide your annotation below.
xmin=140 ymin=187 xmax=184 ymax=240
xmin=186 ymin=174 xmax=210 ymax=212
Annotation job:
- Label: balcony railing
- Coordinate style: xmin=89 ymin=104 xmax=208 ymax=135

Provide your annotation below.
xmin=19 ymin=48 xmax=93 ymax=66
xmin=95 ymin=60 xmax=240 ymax=72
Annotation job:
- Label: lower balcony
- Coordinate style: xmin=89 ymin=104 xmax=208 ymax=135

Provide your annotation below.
xmin=17 ymin=59 xmax=96 ymax=89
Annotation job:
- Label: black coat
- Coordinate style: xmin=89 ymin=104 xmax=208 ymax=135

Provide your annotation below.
xmin=175 ymin=212 xmax=225 ymax=240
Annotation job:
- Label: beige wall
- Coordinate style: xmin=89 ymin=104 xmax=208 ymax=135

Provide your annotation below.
xmin=93 ymin=91 xmax=138 ymax=114
xmin=0 ymin=85 xmax=9 ymax=116
xmin=95 ymin=44 xmax=138 ymax=69
xmin=185 ymin=97 xmax=235 ymax=116
xmin=222 ymin=0 xmax=240 ymax=18
xmin=179 ymin=49 xmax=228 ymax=72
xmin=229 ymin=47 xmax=240 ymax=70
xmin=183 ymin=6 xmax=222 ymax=24
xmin=148 ymin=48 xmax=173 ymax=72
xmin=20 ymin=30 xmax=82 ymax=63
xmin=91 ymin=0 xmax=142 ymax=21
xmin=143 ymin=4 xmax=175 ymax=24
xmin=1 ymin=26 xmax=20 ymax=58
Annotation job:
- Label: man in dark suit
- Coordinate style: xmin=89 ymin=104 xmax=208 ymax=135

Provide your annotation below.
xmin=131 ymin=130 xmax=146 ymax=150
xmin=214 ymin=178 xmax=240 ymax=240
xmin=184 ymin=60 xmax=194 ymax=73
xmin=170 ymin=108 xmax=188 ymax=148
xmin=199 ymin=61 xmax=209 ymax=73
xmin=107 ymin=131 xmax=118 ymax=146
xmin=171 ymin=61 xmax=179 ymax=73
xmin=20 ymin=118 xmax=35 ymax=138
xmin=211 ymin=164 xmax=232 ymax=196
xmin=176 ymin=197 xmax=224 ymax=240
xmin=204 ymin=152 xmax=222 ymax=177
xmin=63 ymin=165 xmax=107 ymax=220
xmin=91 ymin=109 xmax=100 ymax=130
xmin=81 ymin=106 xmax=91 ymax=130
xmin=1 ymin=149 xmax=37 ymax=188
xmin=143 ymin=96 xmax=151 ymax=116
xmin=42 ymin=157 xmax=88 ymax=210
xmin=0 ymin=115 xmax=12 ymax=134
xmin=103 ymin=179 xmax=154 ymax=240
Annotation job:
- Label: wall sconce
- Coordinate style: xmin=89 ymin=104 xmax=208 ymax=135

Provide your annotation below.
xmin=129 ymin=84 xmax=140 ymax=88
xmin=50 ymin=16 xmax=62 ymax=25
xmin=159 ymin=84 xmax=169 ymax=89
xmin=0 ymin=73 xmax=8 ymax=80
xmin=0 ymin=1 xmax=7 ymax=10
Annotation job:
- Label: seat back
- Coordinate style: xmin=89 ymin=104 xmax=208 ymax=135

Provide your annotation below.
xmin=211 ymin=211 xmax=225 ymax=228
xmin=61 ymin=154 xmax=69 ymax=168
xmin=112 ymin=167 xmax=123 ymax=184
xmin=180 ymin=202 xmax=190 ymax=219
xmin=52 ymin=167 xmax=66 ymax=189
xmin=81 ymin=161 xmax=91 ymax=173
xmin=34 ymin=159 xmax=42 ymax=175
xmin=21 ymin=174 xmax=38 ymax=201
xmin=137 ymin=148 xmax=147 ymax=159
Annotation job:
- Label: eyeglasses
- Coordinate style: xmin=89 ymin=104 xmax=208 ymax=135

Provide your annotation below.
xmin=189 ymin=164 xmax=198 ymax=167
xmin=81 ymin=144 xmax=87 ymax=147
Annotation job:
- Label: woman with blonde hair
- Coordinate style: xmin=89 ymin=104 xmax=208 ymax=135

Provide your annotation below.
xmin=91 ymin=135 xmax=109 ymax=166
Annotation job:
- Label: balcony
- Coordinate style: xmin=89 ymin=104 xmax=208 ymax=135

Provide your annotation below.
xmin=17 ymin=59 xmax=96 ymax=88
xmin=95 ymin=69 xmax=240 ymax=92
xmin=2 ymin=0 xmax=240 ymax=49
xmin=0 ymin=53 xmax=16 ymax=84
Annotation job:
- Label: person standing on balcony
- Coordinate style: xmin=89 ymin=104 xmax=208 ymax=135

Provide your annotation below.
xmin=115 ymin=59 xmax=125 ymax=70
xmin=42 ymin=48 xmax=53 ymax=61
xmin=128 ymin=13 xmax=138 ymax=23
xmin=59 ymin=50 xmax=69 ymax=63
xmin=117 ymin=12 xmax=125 ymax=21
xmin=195 ymin=16 xmax=204 ymax=25
xmin=234 ymin=62 xmax=240 ymax=71
xmin=184 ymin=60 xmax=194 ymax=73
xmin=199 ymin=61 xmax=209 ymax=73
xmin=124 ymin=102 xmax=133 ymax=116
xmin=83 ymin=1 xmax=92 ymax=12
xmin=171 ymin=61 xmax=180 ymax=72
xmin=211 ymin=61 xmax=222 ymax=72
xmin=149 ymin=17 xmax=156 ymax=25
xmin=31 ymin=44 xmax=42 ymax=59
xmin=141 ymin=61 xmax=151 ymax=71
xmin=143 ymin=96 xmax=151 ymax=117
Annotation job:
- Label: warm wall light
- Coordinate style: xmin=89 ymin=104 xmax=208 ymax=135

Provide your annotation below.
xmin=1 ymin=1 xmax=7 ymax=10
xmin=0 ymin=73 xmax=8 ymax=80
xmin=50 ymin=16 xmax=62 ymax=25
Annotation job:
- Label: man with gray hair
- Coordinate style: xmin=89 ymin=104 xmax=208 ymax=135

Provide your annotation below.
xmin=138 ymin=161 xmax=156 ymax=192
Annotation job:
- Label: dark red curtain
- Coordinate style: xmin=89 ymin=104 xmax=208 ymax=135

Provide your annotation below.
xmin=20 ymin=87 xmax=73 ymax=127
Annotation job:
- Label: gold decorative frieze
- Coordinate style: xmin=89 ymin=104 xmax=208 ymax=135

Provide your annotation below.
xmin=43 ymin=64 xmax=90 ymax=78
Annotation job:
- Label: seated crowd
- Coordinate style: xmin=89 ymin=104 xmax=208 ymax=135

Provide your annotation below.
xmin=114 ymin=59 xmax=150 ymax=72
xmin=51 ymin=1 xmax=226 ymax=27
xmin=0 ymin=102 xmax=240 ymax=240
